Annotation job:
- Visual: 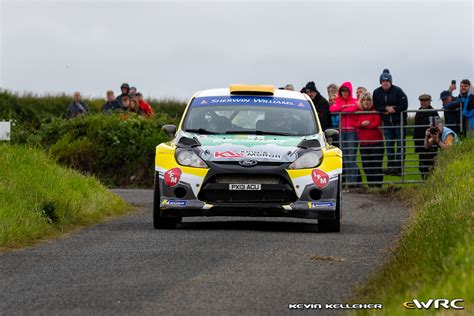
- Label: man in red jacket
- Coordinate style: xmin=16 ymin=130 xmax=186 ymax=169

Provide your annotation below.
xmin=352 ymin=92 xmax=384 ymax=187
xmin=136 ymin=93 xmax=154 ymax=117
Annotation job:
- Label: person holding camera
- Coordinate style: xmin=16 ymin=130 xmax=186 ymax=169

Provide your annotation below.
xmin=414 ymin=94 xmax=439 ymax=179
xmin=424 ymin=118 xmax=458 ymax=152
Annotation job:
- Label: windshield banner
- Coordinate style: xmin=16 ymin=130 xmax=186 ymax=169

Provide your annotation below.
xmin=191 ymin=96 xmax=312 ymax=110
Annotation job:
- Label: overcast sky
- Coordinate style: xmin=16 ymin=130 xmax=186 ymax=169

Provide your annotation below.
xmin=1 ymin=0 xmax=473 ymax=109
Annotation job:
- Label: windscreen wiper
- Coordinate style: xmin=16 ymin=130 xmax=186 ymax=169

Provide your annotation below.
xmin=184 ymin=128 xmax=219 ymax=135
xmin=224 ymin=130 xmax=293 ymax=136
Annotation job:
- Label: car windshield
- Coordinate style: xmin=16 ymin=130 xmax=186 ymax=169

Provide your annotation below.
xmin=182 ymin=96 xmax=318 ymax=136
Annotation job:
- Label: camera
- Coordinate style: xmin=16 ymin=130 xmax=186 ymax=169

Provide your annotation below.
xmin=430 ymin=127 xmax=438 ymax=135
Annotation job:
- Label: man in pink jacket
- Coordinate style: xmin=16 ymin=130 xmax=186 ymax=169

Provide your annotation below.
xmin=330 ymin=82 xmax=360 ymax=187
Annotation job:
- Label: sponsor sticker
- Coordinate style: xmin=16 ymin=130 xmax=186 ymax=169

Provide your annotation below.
xmin=214 ymin=151 xmax=244 ymax=158
xmin=308 ymin=202 xmax=335 ymax=208
xmin=312 ymin=169 xmax=329 ymax=188
xmin=191 ymin=96 xmax=312 ymax=110
xmin=214 ymin=150 xmax=281 ymax=159
xmin=162 ymin=199 xmax=187 ymax=206
xmin=164 ymin=168 xmax=182 ymax=187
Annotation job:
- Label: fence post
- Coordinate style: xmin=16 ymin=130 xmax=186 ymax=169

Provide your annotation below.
xmin=459 ymin=105 xmax=464 ymax=135
xmin=400 ymin=111 xmax=405 ymax=183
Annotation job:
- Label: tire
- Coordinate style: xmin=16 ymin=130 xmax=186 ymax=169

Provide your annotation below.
xmin=318 ymin=175 xmax=342 ymax=233
xmin=153 ymin=173 xmax=180 ymax=229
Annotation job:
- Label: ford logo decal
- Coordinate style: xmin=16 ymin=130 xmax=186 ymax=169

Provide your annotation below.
xmin=239 ymin=159 xmax=258 ymax=167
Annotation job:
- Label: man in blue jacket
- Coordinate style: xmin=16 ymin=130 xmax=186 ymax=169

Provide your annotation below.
xmin=458 ymin=79 xmax=474 ymax=137
xmin=373 ymin=69 xmax=408 ymax=176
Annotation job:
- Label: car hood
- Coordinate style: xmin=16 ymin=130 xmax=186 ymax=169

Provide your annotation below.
xmin=176 ymin=131 xmax=323 ymax=163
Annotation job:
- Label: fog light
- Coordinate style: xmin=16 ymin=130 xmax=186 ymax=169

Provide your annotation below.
xmin=309 ymin=189 xmax=322 ymax=200
xmin=173 ymin=187 xmax=187 ymax=198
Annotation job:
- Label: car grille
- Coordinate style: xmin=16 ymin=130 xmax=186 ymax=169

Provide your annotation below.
xmin=198 ymin=174 xmax=297 ymax=203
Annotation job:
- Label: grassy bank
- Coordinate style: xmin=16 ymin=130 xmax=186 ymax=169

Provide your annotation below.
xmin=0 ymin=143 xmax=132 ymax=250
xmin=355 ymin=139 xmax=474 ymax=314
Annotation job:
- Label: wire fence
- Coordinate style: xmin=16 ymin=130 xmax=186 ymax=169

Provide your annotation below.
xmin=331 ymin=108 xmax=464 ymax=186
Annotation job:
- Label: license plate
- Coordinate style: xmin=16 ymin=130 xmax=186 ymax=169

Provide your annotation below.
xmin=229 ymin=184 xmax=261 ymax=191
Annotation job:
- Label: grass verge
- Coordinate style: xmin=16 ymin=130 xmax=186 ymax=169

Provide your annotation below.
xmin=354 ymin=138 xmax=474 ymax=314
xmin=0 ymin=143 xmax=132 ymax=250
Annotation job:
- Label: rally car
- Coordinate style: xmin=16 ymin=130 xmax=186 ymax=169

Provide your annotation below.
xmin=154 ymin=84 xmax=343 ymax=232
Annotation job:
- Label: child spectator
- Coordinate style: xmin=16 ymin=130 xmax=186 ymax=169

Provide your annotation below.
xmin=102 ymin=90 xmax=123 ymax=114
xmin=121 ymin=96 xmax=130 ymax=111
xmin=352 ymin=92 xmax=383 ymax=187
xmin=136 ymin=92 xmax=155 ymax=117
xmin=330 ymin=81 xmax=360 ymax=187
xmin=129 ymin=99 xmax=139 ymax=113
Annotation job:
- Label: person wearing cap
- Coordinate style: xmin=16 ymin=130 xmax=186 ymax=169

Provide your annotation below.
xmin=136 ymin=92 xmax=154 ymax=117
xmin=414 ymin=94 xmax=439 ymax=179
xmin=424 ymin=118 xmax=458 ymax=151
xmin=304 ymin=81 xmax=331 ymax=131
xmin=440 ymin=90 xmax=461 ymax=135
xmin=373 ymin=69 xmax=408 ymax=176
xmin=116 ymin=83 xmax=130 ymax=108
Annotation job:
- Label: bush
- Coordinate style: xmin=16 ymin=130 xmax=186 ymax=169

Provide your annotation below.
xmin=0 ymin=89 xmax=186 ymax=127
xmin=12 ymin=113 xmax=179 ymax=187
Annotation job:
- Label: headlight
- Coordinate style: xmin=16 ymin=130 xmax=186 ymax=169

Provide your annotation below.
xmin=288 ymin=151 xmax=322 ymax=169
xmin=176 ymin=149 xmax=208 ymax=168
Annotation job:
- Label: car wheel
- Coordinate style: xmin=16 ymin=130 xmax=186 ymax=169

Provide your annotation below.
xmin=318 ymin=175 xmax=341 ymax=233
xmin=153 ymin=172 xmax=180 ymax=229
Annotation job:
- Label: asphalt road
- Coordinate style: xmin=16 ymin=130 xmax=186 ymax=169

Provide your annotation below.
xmin=0 ymin=189 xmax=409 ymax=315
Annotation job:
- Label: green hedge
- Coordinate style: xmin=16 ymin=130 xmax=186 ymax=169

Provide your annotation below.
xmin=355 ymin=139 xmax=474 ymax=314
xmin=0 ymin=144 xmax=131 ymax=249
xmin=12 ymin=113 xmax=179 ymax=187
xmin=0 ymin=89 xmax=186 ymax=127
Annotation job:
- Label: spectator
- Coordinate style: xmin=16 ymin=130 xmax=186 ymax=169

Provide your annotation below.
xmin=329 ymin=94 xmax=339 ymax=130
xmin=305 ymin=81 xmax=332 ymax=131
xmin=327 ymin=83 xmax=338 ymax=99
xmin=414 ymin=94 xmax=439 ymax=180
xmin=373 ymin=69 xmax=408 ymax=176
xmin=352 ymin=92 xmax=383 ymax=187
xmin=285 ymin=84 xmax=295 ymax=91
xmin=102 ymin=90 xmax=123 ymax=114
xmin=458 ymin=79 xmax=474 ymax=137
xmin=67 ymin=91 xmax=89 ymax=118
xmin=424 ymin=118 xmax=458 ymax=151
xmin=356 ymin=86 xmax=367 ymax=100
xmin=116 ymin=83 xmax=130 ymax=107
xmin=129 ymin=99 xmax=139 ymax=113
xmin=129 ymin=86 xmax=138 ymax=100
xmin=440 ymin=90 xmax=461 ymax=135
xmin=121 ymin=96 xmax=130 ymax=111
xmin=136 ymin=92 xmax=155 ymax=117
xmin=330 ymin=81 xmax=360 ymax=187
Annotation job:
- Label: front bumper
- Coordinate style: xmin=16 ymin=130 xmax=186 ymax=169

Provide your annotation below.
xmin=157 ymin=162 xmax=340 ymax=219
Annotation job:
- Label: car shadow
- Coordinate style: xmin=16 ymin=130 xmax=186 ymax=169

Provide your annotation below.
xmin=178 ymin=220 xmax=322 ymax=233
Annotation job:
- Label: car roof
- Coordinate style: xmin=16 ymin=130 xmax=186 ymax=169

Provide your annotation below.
xmin=194 ymin=88 xmax=308 ymax=100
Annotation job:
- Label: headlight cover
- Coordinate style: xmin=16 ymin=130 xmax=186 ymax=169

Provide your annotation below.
xmin=288 ymin=151 xmax=323 ymax=169
xmin=176 ymin=149 xmax=208 ymax=168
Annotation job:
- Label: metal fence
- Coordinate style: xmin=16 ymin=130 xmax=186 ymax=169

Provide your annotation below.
xmin=332 ymin=108 xmax=464 ymax=186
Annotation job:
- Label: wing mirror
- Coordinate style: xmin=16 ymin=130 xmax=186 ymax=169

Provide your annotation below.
xmin=162 ymin=125 xmax=177 ymax=139
xmin=324 ymin=129 xmax=339 ymax=145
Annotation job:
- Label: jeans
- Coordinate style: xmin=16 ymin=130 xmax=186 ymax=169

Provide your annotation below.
xmin=360 ymin=143 xmax=384 ymax=186
xmin=341 ymin=131 xmax=359 ymax=184
xmin=383 ymin=125 xmax=407 ymax=171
